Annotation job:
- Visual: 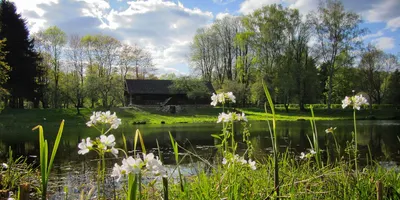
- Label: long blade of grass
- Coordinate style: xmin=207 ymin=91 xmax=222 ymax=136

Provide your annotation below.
xmin=122 ymin=133 xmax=128 ymax=153
xmin=127 ymin=173 xmax=137 ymax=200
xmin=47 ymin=120 xmax=64 ymax=176
xmin=134 ymin=129 xmax=146 ymax=154
xmin=262 ymin=80 xmax=279 ymax=198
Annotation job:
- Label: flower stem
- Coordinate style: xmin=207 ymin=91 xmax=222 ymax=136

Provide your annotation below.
xmin=353 ymin=109 xmax=358 ymax=178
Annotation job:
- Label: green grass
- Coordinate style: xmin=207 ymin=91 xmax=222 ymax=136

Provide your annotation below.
xmin=0 ymin=105 xmax=399 ymax=127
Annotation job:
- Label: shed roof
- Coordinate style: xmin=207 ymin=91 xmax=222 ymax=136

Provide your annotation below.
xmin=125 ymin=79 xmax=215 ymax=95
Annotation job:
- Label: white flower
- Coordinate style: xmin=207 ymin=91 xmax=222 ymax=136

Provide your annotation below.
xmin=300 ymin=152 xmax=306 ymax=159
xmin=217 ymin=93 xmax=225 ymax=104
xmin=222 ymin=158 xmax=228 ymax=165
xmin=86 ymin=111 xmax=121 ymax=129
xmin=248 ymin=159 xmax=256 ymax=170
xmin=143 ymin=153 xmax=166 ymax=176
xmin=110 ymin=147 xmax=118 ymax=158
xmin=237 ymin=112 xmax=248 ymax=122
xmin=111 ymin=163 xmax=123 ymax=182
xmin=121 ymin=156 xmax=143 ymax=174
xmin=353 ymin=94 xmax=369 ymax=110
xmin=211 ymin=93 xmax=218 ymax=106
xmin=78 ymin=137 xmax=93 ymax=155
xmin=310 ymin=149 xmax=316 ymax=155
xmin=217 ymin=112 xmax=233 ymax=123
xmin=111 ymin=118 xmax=121 ymax=129
xmin=2 ymin=163 xmax=8 ymax=169
xmin=342 ymin=96 xmax=351 ymax=109
xmin=239 ymin=157 xmax=247 ymax=164
xmin=342 ymin=95 xmax=369 ymax=110
xmin=226 ymin=92 xmax=236 ymax=103
xmin=100 ymin=134 xmax=116 ymax=148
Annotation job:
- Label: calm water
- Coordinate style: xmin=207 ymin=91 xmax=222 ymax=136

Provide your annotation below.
xmin=1 ymin=120 xmax=400 ymax=163
xmin=0 ymin=120 xmax=399 ymax=198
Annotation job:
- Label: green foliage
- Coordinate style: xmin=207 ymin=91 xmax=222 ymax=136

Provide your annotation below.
xmin=0 ymin=0 xmax=40 ymax=108
xmin=169 ymin=76 xmax=210 ymax=102
xmin=385 ymin=69 xmax=400 ymax=105
xmin=32 ymin=120 xmax=64 ymax=200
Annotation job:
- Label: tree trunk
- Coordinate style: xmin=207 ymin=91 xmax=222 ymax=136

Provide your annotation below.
xmin=327 ymin=72 xmax=333 ymax=110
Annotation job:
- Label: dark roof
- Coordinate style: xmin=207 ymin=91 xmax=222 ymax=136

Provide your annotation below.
xmin=125 ymin=79 xmax=215 ymax=95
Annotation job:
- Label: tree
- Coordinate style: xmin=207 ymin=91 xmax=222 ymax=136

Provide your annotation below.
xmin=67 ymin=34 xmax=85 ymax=110
xmin=0 ymin=0 xmax=40 ymax=108
xmin=0 ymin=39 xmax=9 ymax=99
xmin=82 ymin=34 xmax=120 ymax=108
xmin=310 ymin=0 xmax=366 ymax=109
xmin=169 ymin=76 xmax=210 ymax=105
xmin=385 ymin=69 xmax=400 ymax=105
xmin=358 ymin=44 xmax=385 ymax=105
xmin=190 ymin=28 xmax=214 ymax=82
xmin=35 ymin=26 xmax=67 ymax=108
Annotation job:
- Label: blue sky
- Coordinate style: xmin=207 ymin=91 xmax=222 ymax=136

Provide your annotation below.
xmin=11 ymin=0 xmax=400 ymax=75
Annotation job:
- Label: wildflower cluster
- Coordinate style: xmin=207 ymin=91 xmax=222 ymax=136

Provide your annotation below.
xmin=111 ymin=153 xmax=167 ymax=182
xmin=222 ymin=154 xmax=256 ymax=170
xmin=210 ymin=92 xmax=236 ymax=106
xmin=86 ymin=111 xmax=122 ymax=129
xmin=78 ymin=134 xmax=119 ymax=157
xmin=217 ymin=112 xmax=248 ymax=123
xmin=342 ymin=94 xmax=369 ymax=110
xmin=299 ymin=149 xmax=316 ymax=159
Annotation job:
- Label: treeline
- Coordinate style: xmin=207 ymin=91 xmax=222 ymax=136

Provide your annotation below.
xmin=0 ymin=0 xmax=156 ymax=110
xmin=189 ymin=0 xmax=400 ymax=110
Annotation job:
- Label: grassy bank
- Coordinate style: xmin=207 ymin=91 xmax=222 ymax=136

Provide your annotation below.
xmin=0 ymin=105 xmax=399 ymax=126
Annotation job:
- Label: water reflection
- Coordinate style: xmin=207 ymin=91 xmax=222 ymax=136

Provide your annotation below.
xmin=0 ymin=120 xmax=399 ymax=164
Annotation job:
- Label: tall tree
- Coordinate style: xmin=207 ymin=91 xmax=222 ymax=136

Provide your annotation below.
xmin=83 ymin=34 xmax=120 ymax=108
xmin=310 ymin=0 xmax=366 ymax=109
xmin=0 ymin=39 xmax=9 ymax=99
xmin=35 ymin=26 xmax=67 ymax=108
xmin=0 ymin=0 xmax=39 ymax=108
xmin=67 ymin=34 xmax=85 ymax=111
xmin=359 ymin=44 xmax=385 ymax=105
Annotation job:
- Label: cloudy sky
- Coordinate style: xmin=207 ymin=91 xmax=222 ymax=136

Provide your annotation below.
xmin=10 ymin=0 xmax=400 ymax=75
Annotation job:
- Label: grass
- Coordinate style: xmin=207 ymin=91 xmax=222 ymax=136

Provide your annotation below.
xmin=0 ymin=105 xmax=398 ymax=127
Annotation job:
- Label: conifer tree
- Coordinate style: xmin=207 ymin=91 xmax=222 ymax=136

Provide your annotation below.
xmin=0 ymin=0 xmax=40 ymax=108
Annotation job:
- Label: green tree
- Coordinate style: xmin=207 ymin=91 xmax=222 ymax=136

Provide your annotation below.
xmin=35 ymin=26 xmax=67 ymax=108
xmin=310 ymin=0 xmax=366 ymax=109
xmin=169 ymin=76 xmax=210 ymax=105
xmin=0 ymin=39 xmax=9 ymax=99
xmin=385 ymin=69 xmax=400 ymax=105
xmin=358 ymin=44 xmax=385 ymax=105
xmin=0 ymin=0 xmax=40 ymax=108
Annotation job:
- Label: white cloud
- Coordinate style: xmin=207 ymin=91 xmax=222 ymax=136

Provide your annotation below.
xmin=288 ymin=0 xmax=318 ymax=15
xmin=372 ymin=37 xmax=395 ymax=50
xmin=361 ymin=30 xmax=384 ymax=40
xmin=213 ymin=0 xmax=236 ymax=5
xmin=386 ymin=16 xmax=400 ymax=31
xmin=239 ymin=0 xmax=282 ymax=14
xmin=216 ymin=12 xmax=231 ymax=20
xmin=361 ymin=0 xmax=400 ymax=23
xmin=10 ymin=0 xmax=213 ymax=74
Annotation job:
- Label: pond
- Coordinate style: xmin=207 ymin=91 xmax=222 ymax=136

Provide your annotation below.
xmin=0 ymin=120 xmax=400 ymax=198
